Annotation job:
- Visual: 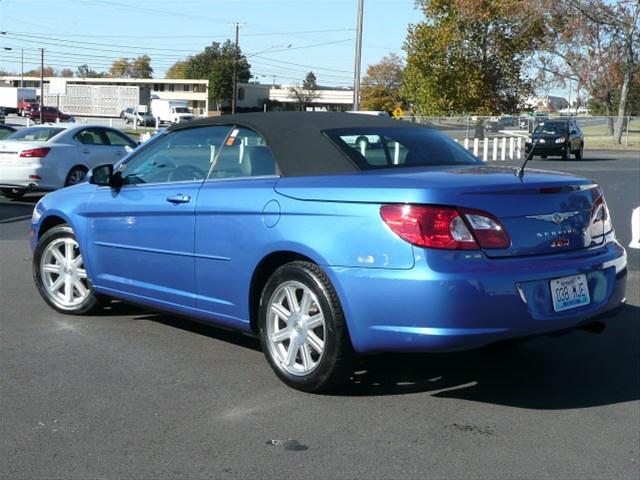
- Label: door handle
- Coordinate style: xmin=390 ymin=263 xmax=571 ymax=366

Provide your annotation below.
xmin=166 ymin=194 xmax=191 ymax=204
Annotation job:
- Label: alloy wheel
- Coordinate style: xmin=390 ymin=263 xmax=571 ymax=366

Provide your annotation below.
xmin=266 ymin=280 xmax=327 ymax=376
xmin=40 ymin=237 xmax=90 ymax=308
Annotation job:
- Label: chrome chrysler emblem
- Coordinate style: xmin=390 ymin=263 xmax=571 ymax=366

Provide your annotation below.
xmin=527 ymin=211 xmax=580 ymax=224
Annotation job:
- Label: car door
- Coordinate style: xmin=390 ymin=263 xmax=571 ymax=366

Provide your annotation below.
xmin=73 ymin=127 xmax=118 ymax=169
xmin=85 ymin=125 xmax=231 ymax=309
xmin=194 ymin=126 xmax=279 ymax=328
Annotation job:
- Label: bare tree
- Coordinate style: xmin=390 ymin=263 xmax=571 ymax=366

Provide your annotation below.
xmin=289 ymin=71 xmax=320 ymax=111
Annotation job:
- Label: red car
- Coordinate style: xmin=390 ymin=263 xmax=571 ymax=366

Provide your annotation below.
xmin=29 ymin=106 xmax=75 ymax=123
xmin=18 ymin=100 xmax=39 ymax=117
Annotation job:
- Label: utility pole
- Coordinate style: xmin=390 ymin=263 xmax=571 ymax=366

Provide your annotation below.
xmin=231 ymin=22 xmax=240 ymax=115
xmin=39 ymin=48 xmax=44 ymax=124
xmin=20 ymin=48 xmax=23 ymax=87
xmin=352 ymin=0 xmax=364 ymax=111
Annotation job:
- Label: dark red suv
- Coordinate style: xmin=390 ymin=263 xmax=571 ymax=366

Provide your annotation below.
xmin=30 ymin=106 xmax=75 ymax=123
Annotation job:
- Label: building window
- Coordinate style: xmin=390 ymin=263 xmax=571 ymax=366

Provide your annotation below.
xmin=169 ymin=84 xmax=175 ymax=92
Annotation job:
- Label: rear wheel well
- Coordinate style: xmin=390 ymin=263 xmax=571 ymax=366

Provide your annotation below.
xmin=38 ymin=216 xmax=66 ymax=239
xmin=249 ymin=251 xmax=315 ymax=333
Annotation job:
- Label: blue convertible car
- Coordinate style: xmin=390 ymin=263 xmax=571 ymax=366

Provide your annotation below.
xmin=30 ymin=112 xmax=627 ymax=392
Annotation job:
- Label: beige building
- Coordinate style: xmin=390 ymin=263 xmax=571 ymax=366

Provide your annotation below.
xmin=0 ymin=76 xmax=209 ymax=117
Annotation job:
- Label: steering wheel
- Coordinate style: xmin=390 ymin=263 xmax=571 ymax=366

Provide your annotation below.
xmin=167 ymin=164 xmax=207 ymax=182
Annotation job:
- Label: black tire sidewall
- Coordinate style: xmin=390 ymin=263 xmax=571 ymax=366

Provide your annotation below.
xmin=33 ymin=224 xmax=101 ymax=315
xmin=258 ymin=262 xmax=352 ymax=393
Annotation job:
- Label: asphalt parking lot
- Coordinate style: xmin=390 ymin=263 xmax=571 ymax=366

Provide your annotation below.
xmin=1 ymin=150 xmax=639 ymax=479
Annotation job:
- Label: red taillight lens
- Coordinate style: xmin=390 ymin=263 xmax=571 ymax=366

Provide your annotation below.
xmin=20 ymin=147 xmax=50 ymax=158
xmin=380 ymin=204 xmax=510 ymax=250
xmin=590 ymin=195 xmax=613 ymax=240
xmin=380 ymin=205 xmax=478 ymax=250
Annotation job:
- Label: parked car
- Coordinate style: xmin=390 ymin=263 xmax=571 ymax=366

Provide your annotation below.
xmin=525 ymin=118 xmax=584 ymax=160
xmin=30 ymin=106 xmax=75 ymax=124
xmin=122 ymin=107 xmax=155 ymax=126
xmin=487 ymin=116 xmax=518 ymax=132
xmin=0 ymin=124 xmax=17 ymax=139
xmin=0 ymin=107 xmax=5 ymax=124
xmin=18 ymin=99 xmax=39 ymax=117
xmin=29 ymin=112 xmax=626 ymax=392
xmin=0 ymin=124 xmax=136 ymax=200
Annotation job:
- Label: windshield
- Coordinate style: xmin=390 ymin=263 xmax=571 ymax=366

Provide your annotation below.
xmin=174 ymin=107 xmax=189 ymax=113
xmin=4 ymin=127 xmax=65 ymax=141
xmin=325 ymin=127 xmax=481 ymax=169
xmin=534 ymin=122 xmax=568 ymax=135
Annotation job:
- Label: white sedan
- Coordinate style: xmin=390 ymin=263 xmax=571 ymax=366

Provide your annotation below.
xmin=0 ymin=124 xmax=137 ymax=200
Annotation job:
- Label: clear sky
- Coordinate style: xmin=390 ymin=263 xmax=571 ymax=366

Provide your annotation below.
xmin=0 ymin=0 xmax=421 ymax=86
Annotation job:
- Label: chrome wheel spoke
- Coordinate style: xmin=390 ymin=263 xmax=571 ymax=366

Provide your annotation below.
xmin=285 ymin=341 xmax=299 ymax=367
xmin=72 ymin=255 xmax=83 ymax=267
xmin=73 ymin=279 xmax=88 ymax=298
xmin=76 ymin=268 xmax=87 ymax=279
xmin=64 ymin=239 xmax=75 ymax=262
xmin=270 ymin=303 xmax=291 ymax=322
xmin=284 ymin=285 xmax=300 ymax=312
xmin=306 ymin=313 xmax=324 ymax=329
xmin=51 ymin=248 xmax=65 ymax=265
xmin=306 ymin=331 xmax=324 ymax=354
xmin=300 ymin=343 xmax=313 ymax=370
xmin=299 ymin=290 xmax=312 ymax=315
xmin=42 ymin=264 xmax=60 ymax=274
xmin=63 ymin=277 xmax=73 ymax=303
xmin=270 ymin=329 xmax=290 ymax=344
xmin=49 ymin=275 xmax=64 ymax=293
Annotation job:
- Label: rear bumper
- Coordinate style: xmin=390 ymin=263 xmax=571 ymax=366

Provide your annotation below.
xmin=0 ymin=163 xmax=59 ymax=191
xmin=328 ymin=241 xmax=627 ymax=354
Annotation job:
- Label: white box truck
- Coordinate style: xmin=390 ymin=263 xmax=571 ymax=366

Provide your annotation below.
xmin=150 ymin=99 xmax=195 ymax=124
xmin=0 ymin=87 xmax=38 ymax=115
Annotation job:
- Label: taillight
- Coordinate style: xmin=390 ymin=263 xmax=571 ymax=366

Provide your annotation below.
xmin=20 ymin=147 xmax=50 ymax=158
xmin=380 ymin=204 xmax=510 ymax=250
xmin=589 ymin=195 xmax=613 ymax=241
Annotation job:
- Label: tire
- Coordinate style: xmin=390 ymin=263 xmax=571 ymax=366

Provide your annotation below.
xmin=258 ymin=261 xmax=355 ymax=393
xmin=33 ymin=224 xmax=106 ymax=315
xmin=560 ymin=148 xmax=568 ymax=161
xmin=65 ymin=166 xmax=88 ymax=186
xmin=574 ymin=144 xmax=583 ymax=161
xmin=0 ymin=187 xmax=26 ymax=200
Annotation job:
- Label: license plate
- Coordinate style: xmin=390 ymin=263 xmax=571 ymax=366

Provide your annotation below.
xmin=550 ymin=274 xmax=590 ymax=312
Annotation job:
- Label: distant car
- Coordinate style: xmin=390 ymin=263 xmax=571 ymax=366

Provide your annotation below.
xmin=28 ymin=112 xmax=626 ymax=392
xmin=0 ymin=124 xmax=137 ymax=200
xmin=487 ymin=116 xmax=518 ymax=132
xmin=122 ymin=107 xmax=155 ymax=126
xmin=0 ymin=108 xmax=5 ymax=124
xmin=0 ymin=124 xmax=16 ymax=139
xmin=525 ymin=118 xmax=584 ymax=160
xmin=18 ymin=100 xmax=39 ymax=117
xmin=30 ymin=106 xmax=75 ymax=124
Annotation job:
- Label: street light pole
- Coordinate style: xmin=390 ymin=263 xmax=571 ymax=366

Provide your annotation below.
xmin=39 ymin=48 xmax=44 ymax=124
xmin=353 ymin=0 xmax=364 ymax=111
xmin=232 ymin=22 xmax=240 ymax=115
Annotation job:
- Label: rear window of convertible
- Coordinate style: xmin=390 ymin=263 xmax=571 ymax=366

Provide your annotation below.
xmin=324 ymin=127 xmax=481 ymax=169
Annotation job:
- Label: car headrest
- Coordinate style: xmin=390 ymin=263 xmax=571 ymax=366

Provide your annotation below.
xmin=241 ymin=146 xmax=276 ymax=177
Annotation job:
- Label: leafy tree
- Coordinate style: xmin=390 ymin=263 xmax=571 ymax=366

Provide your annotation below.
xmin=538 ymin=0 xmax=639 ymax=143
xmin=130 ymin=55 xmax=153 ymax=79
xmin=289 ymin=72 xmax=320 ymax=111
xmin=165 ymin=60 xmax=189 ymax=79
xmin=183 ymin=40 xmax=250 ymax=110
xmin=76 ymin=64 xmax=105 ymax=78
xmin=24 ymin=66 xmax=55 ymax=77
xmin=402 ymin=0 xmax=545 ymax=115
xmin=60 ymin=68 xmax=74 ymax=78
xmin=109 ymin=58 xmax=131 ymax=78
xmin=303 ymin=71 xmax=318 ymax=90
xmin=361 ymin=53 xmax=404 ymax=113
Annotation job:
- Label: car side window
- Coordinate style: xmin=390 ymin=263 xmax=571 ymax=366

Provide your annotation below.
xmin=104 ymin=129 xmax=136 ymax=148
xmin=120 ymin=125 xmax=231 ymax=185
xmin=209 ymin=127 xmax=277 ymax=179
xmin=74 ymin=128 xmax=109 ymax=146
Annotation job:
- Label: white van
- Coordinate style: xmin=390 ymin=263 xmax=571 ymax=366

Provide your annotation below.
xmin=150 ymin=99 xmax=195 ymax=124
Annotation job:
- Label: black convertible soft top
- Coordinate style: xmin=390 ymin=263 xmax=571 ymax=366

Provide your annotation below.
xmin=169 ymin=111 xmax=426 ymax=176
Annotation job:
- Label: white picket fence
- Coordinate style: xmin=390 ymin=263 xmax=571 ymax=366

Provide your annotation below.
xmin=454 ymin=136 xmax=524 ymax=161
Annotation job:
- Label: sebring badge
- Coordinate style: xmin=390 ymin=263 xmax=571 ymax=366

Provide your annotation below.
xmin=526 ymin=211 xmax=580 ymax=225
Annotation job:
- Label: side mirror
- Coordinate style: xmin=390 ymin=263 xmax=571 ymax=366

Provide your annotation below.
xmin=89 ymin=164 xmax=124 ymax=189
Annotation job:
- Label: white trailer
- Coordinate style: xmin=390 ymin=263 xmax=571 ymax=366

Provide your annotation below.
xmin=150 ymin=99 xmax=195 ymax=124
xmin=0 ymin=87 xmax=38 ymax=114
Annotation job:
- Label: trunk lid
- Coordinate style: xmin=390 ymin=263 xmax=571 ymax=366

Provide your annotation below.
xmin=0 ymin=140 xmax=50 ymax=165
xmin=275 ymin=165 xmax=603 ymax=258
